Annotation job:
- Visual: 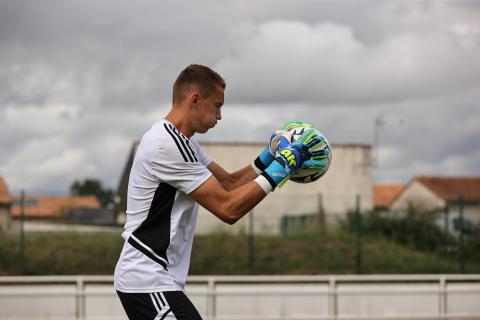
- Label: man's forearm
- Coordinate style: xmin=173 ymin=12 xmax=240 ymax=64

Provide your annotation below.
xmin=208 ymin=162 xmax=258 ymax=191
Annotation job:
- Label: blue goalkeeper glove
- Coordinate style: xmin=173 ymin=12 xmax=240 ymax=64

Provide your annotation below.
xmin=252 ymin=130 xmax=286 ymax=174
xmin=261 ymin=128 xmax=328 ymax=189
xmin=252 ymin=121 xmax=314 ymax=175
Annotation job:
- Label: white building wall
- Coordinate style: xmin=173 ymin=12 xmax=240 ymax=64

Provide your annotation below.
xmin=458 ymin=204 xmax=480 ymax=223
xmin=196 ymin=142 xmax=373 ymax=234
xmin=390 ymin=181 xmax=445 ymax=211
xmin=389 ymin=181 xmax=480 ymax=225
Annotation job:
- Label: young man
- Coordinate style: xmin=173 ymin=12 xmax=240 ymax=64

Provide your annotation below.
xmin=114 ymin=64 xmax=325 ymax=319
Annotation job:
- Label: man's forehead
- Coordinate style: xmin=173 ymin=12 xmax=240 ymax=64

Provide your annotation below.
xmin=214 ymin=85 xmax=224 ymax=97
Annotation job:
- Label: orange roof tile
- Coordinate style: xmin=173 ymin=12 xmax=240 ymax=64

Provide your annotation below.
xmin=374 ymin=184 xmax=405 ymax=208
xmin=0 ymin=176 xmax=12 ymax=204
xmin=11 ymin=195 xmax=101 ymax=218
xmin=415 ymin=176 xmax=480 ymax=202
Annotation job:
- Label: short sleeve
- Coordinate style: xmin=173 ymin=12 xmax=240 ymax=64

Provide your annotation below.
xmin=145 ymin=128 xmax=212 ymax=194
xmin=151 ymin=159 xmax=212 ymax=194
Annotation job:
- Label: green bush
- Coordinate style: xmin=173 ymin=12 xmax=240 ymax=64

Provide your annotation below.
xmin=464 ymin=224 xmax=480 ymax=264
xmin=0 ymin=232 xmax=124 ymax=275
xmin=341 ymin=206 xmax=457 ymax=253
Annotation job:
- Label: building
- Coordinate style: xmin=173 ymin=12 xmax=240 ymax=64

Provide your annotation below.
xmin=117 ymin=141 xmax=373 ymax=234
xmin=373 ymin=184 xmax=405 ymax=211
xmin=0 ymin=177 xmax=13 ymax=231
xmin=11 ymin=195 xmax=101 ymax=220
xmin=390 ymin=176 xmax=480 ymax=224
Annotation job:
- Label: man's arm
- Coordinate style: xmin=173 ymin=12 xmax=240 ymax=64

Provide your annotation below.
xmin=207 ymin=161 xmax=258 ymax=191
xmin=205 ymin=129 xmax=289 ymax=191
xmin=192 ymin=128 xmax=326 ymax=225
xmin=190 ymin=175 xmax=267 ymax=225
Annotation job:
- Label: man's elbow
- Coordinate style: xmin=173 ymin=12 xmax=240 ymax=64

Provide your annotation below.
xmin=220 ymin=211 xmax=241 ymax=225
xmin=220 ymin=216 xmax=238 ymax=225
xmin=216 ymin=205 xmax=242 ymax=225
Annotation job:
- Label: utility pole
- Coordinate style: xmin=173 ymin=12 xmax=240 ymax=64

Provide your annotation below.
xmin=20 ymin=190 xmax=26 ymax=275
xmin=355 ymin=195 xmax=362 ymax=274
xmin=373 ymin=115 xmax=385 ymax=170
xmin=248 ymin=210 xmax=255 ymax=270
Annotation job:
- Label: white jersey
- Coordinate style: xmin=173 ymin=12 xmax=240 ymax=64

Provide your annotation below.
xmin=114 ymin=119 xmax=212 ymax=293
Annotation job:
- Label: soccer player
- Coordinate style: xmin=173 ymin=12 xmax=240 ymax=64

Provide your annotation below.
xmin=114 ymin=64 xmax=325 ymax=319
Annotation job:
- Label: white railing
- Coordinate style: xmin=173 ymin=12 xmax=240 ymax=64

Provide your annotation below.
xmin=0 ymin=275 xmax=480 ymax=320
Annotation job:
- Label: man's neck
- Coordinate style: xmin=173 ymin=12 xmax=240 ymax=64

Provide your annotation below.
xmin=165 ymin=110 xmax=195 ymax=138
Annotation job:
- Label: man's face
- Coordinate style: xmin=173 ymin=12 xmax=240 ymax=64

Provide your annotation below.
xmin=194 ymin=85 xmax=224 ymax=134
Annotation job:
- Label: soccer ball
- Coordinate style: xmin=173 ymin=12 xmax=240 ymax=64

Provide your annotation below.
xmin=282 ymin=126 xmax=332 ymax=183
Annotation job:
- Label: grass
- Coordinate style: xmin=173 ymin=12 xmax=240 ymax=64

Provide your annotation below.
xmin=0 ymin=229 xmax=478 ymax=275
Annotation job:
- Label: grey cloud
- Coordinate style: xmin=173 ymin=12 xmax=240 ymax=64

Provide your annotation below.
xmin=218 ymin=20 xmax=480 ymax=105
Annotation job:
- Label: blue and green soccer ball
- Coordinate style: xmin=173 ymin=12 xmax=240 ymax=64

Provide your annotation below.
xmin=281 ymin=124 xmax=332 ymax=183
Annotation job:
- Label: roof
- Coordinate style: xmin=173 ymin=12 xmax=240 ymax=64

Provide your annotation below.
xmin=415 ymin=176 xmax=480 ymax=202
xmin=11 ymin=195 xmax=101 ymax=218
xmin=373 ymin=184 xmax=405 ymax=208
xmin=0 ymin=176 xmax=12 ymax=205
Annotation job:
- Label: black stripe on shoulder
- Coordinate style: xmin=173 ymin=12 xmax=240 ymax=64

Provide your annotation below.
xmin=175 ymin=127 xmax=198 ymax=162
xmin=185 ymin=140 xmax=198 ymax=162
xmin=163 ymin=123 xmax=188 ymax=162
xmin=168 ymin=124 xmax=195 ymax=162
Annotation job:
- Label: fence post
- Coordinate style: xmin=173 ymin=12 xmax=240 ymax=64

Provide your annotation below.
xmin=439 ymin=275 xmax=447 ymax=319
xmin=328 ymin=277 xmax=337 ymax=320
xmin=76 ymin=277 xmax=85 ymax=319
xmin=355 ymin=195 xmax=362 ymax=274
xmin=19 ymin=190 xmax=26 ymax=275
xmin=248 ymin=210 xmax=255 ymax=270
xmin=206 ymin=277 xmax=216 ymax=320
xmin=444 ymin=205 xmax=449 ymax=234
xmin=458 ymin=197 xmax=465 ymax=274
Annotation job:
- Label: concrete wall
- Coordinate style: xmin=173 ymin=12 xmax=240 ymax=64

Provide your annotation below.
xmin=196 ymin=142 xmax=373 ymax=234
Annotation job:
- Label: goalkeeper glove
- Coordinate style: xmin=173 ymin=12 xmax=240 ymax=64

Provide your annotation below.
xmin=260 ymin=128 xmax=327 ymax=190
xmin=251 ymin=122 xmax=313 ymax=175
xmin=251 ymin=130 xmax=286 ymax=175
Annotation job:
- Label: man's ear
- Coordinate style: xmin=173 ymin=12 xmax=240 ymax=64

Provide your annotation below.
xmin=190 ymin=92 xmax=200 ymax=110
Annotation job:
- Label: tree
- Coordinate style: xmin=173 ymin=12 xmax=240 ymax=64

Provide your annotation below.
xmin=70 ymin=178 xmax=114 ymax=208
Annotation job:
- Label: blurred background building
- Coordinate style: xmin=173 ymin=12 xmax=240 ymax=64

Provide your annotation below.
xmin=0 ymin=176 xmax=13 ymax=232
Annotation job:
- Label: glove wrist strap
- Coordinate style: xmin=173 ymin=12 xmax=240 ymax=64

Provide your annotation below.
xmin=252 ymin=147 xmax=274 ymax=175
xmin=262 ymin=159 xmax=289 ymax=190
xmin=254 ymin=175 xmax=273 ymax=194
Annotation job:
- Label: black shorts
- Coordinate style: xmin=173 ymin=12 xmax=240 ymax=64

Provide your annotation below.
xmin=117 ymin=290 xmax=203 ymax=320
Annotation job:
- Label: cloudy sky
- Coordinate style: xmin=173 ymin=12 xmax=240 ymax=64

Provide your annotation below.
xmin=1 ymin=0 xmax=479 ymax=195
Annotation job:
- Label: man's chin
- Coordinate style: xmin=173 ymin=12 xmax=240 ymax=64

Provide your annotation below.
xmin=196 ymin=124 xmax=216 ymax=134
